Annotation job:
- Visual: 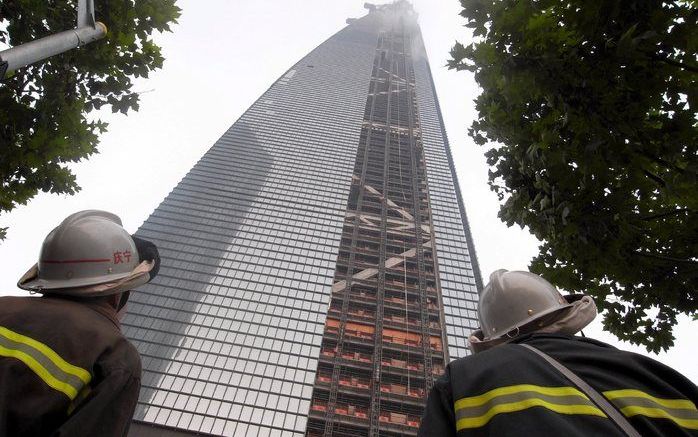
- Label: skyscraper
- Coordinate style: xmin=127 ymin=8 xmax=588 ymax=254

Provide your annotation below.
xmin=123 ymin=2 xmax=482 ymax=436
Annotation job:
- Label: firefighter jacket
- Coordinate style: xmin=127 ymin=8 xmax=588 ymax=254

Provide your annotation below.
xmin=0 ymin=295 xmax=142 ymax=436
xmin=419 ymin=333 xmax=698 ymax=436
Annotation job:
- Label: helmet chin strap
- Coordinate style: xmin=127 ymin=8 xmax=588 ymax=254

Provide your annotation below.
xmin=116 ymin=303 xmax=129 ymax=322
xmin=117 ymin=290 xmax=130 ymax=311
xmin=115 ymin=291 xmax=130 ymax=322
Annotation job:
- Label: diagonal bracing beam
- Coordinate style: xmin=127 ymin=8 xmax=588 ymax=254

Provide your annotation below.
xmin=331 ymin=240 xmax=432 ymax=293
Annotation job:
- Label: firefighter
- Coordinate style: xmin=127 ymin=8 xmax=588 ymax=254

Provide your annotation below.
xmin=0 ymin=210 xmax=160 ymax=436
xmin=419 ymin=269 xmax=698 ymax=437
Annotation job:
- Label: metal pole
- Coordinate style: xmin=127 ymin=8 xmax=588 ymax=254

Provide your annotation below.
xmin=0 ymin=23 xmax=107 ymax=79
xmin=78 ymin=0 xmax=97 ymax=27
xmin=0 ymin=0 xmax=106 ymax=79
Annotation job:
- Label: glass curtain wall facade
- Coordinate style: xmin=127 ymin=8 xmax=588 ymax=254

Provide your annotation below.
xmin=123 ymin=2 xmax=481 ymax=436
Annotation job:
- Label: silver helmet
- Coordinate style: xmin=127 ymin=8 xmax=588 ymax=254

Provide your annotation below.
xmin=18 ymin=210 xmax=159 ymax=297
xmin=478 ymin=269 xmax=577 ymax=340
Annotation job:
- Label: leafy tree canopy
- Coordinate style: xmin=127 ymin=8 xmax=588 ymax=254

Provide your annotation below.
xmin=450 ymin=0 xmax=696 ymax=352
xmin=0 ymin=0 xmax=180 ymax=239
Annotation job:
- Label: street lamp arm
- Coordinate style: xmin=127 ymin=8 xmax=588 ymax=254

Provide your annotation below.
xmin=0 ymin=0 xmax=107 ymax=80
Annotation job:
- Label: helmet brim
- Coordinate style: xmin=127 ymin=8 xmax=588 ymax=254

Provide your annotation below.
xmin=17 ymin=260 xmax=155 ymax=296
xmin=469 ymin=294 xmax=593 ymax=353
xmin=563 ymin=294 xmax=586 ymax=304
xmin=481 ymin=294 xmax=586 ymax=341
xmin=17 ymin=263 xmax=136 ymax=291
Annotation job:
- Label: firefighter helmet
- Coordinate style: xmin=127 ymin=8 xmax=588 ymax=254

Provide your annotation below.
xmin=478 ymin=269 xmax=578 ymax=340
xmin=17 ymin=210 xmax=159 ymax=297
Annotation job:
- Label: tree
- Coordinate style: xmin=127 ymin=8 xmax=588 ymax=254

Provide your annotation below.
xmin=0 ymin=0 xmax=181 ymax=239
xmin=450 ymin=0 xmax=696 ymax=352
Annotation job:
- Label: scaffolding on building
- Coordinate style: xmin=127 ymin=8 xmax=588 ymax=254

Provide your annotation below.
xmin=307 ymin=5 xmax=448 ymax=435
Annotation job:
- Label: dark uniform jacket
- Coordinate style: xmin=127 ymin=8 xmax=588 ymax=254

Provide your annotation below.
xmin=419 ymin=333 xmax=698 ymax=436
xmin=0 ymin=295 xmax=142 ymax=436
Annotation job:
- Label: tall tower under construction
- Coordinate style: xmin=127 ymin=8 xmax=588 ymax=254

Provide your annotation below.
xmin=123 ymin=2 xmax=482 ymax=436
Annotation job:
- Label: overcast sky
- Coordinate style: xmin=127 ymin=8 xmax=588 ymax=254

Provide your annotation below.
xmin=1 ymin=1 xmax=695 ymax=381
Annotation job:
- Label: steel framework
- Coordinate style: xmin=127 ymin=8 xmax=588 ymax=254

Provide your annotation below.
xmin=306 ymin=5 xmax=448 ymax=436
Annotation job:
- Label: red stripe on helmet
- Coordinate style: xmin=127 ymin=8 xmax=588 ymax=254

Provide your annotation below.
xmin=41 ymin=259 xmax=111 ymax=264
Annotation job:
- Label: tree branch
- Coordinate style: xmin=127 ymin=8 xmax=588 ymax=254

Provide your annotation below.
xmin=642 ymin=169 xmax=667 ymax=187
xmin=640 ymin=208 xmax=691 ymax=221
xmin=649 ymin=53 xmax=698 ymax=73
xmin=635 ymin=252 xmax=698 ymax=264
xmin=638 ymin=150 xmax=688 ymax=174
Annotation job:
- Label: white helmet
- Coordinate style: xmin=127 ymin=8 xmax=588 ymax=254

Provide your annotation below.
xmin=17 ymin=210 xmax=159 ymax=297
xmin=478 ymin=269 xmax=580 ymax=340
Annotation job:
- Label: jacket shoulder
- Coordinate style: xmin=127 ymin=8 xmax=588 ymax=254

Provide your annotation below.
xmin=448 ymin=343 xmax=539 ymax=373
xmin=447 ymin=344 xmax=551 ymax=391
xmin=0 ymin=296 xmax=140 ymax=374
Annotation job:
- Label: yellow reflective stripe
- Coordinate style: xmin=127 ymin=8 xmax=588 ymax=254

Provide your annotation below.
xmin=604 ymin=389 xmax=697 ymax=410
xmin=603 ymin=389 xmax=698 ymax=430
xmin=455 ymin=385 xmax=606 ymax=430
xmin=618 ymin=406 xmax=698 ymax=430
xmin=0 ymin=326 xmax=92 ymax=401
xmin=0 ymin=326 xmax=90 ymax=384
xmin=455 ymin=384 xmax=589 ymax=410
xmin=456 ymin=398 xmax=606 ymax=430
xmin=0 ymin=344 xmax=79 ymax=399
xmin=68 ymin=385 xmax=92 ymax=415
